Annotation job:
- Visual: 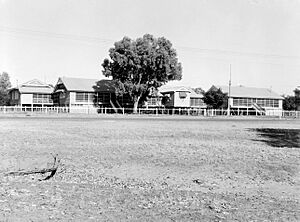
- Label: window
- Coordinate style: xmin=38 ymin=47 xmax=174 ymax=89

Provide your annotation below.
xmin=233 ymin=98 xmax=238 ymax=106
xmin=76 ymin=92 xmax=95 ymax=103
xmin=33 ymin=94 xmax=52 ymax=103
xmin=257 ymin=99 xmax=264 ymax=106
xmin=233 ymin=98 xmax=279 ymax=108
xmin=76 ymin=92 xmax=87 ymax=102
xmin=247 ymin=98 xmax=255 ymax=106
xmin=179 ymin=92 xmax=187 ymax=98
xmin=147 ymin=97 xmax=160 ymax=106
xmin=190 ymin=98 xmax=205 ymax=107
xmin=13 ymin=91 xmax=19 ymax=100
xmin=233 ymin=98 xmax=248 ymax=107
xmin=266 ymin=99 xmax=272 ymax=107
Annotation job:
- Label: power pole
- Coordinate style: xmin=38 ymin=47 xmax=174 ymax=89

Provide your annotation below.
xmin=227 ymin=64 xmax=232 ymax=116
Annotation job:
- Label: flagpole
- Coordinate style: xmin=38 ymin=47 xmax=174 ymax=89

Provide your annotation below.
xmin=227 ymin=64 xmax=231 ymax=116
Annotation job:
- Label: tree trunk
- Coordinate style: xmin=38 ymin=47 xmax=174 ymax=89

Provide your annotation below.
xmin=133 ymin=96 xmax=140 ymax=114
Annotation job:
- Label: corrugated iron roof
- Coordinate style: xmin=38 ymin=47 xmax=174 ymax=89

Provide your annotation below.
xmin=215 ymin=85 xmax=283 ymax=99
xmin=189 ymin=90 xmax=203 ymax=98
xmin=19 ymin=87 xmax=53 ymax=94
xmin=10 ymin=79 xmax=53 ymax=94
xmin=159 ymin=85 xmax=203 ymax=98
xmin=59 ymin=77 xmax=99 ymax=92
xmin=159 ymin=85 xmax=191 ymax=93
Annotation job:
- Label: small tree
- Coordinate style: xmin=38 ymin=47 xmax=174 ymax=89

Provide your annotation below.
xmin=282 ymin=95 xmax=296 ymax=110
xmin=203 ymin=87 xmax=227 ymax=109
xmin=102 ymin=34 xmax=182 ymax=113
xmin=0 ymin=72 xmax=12 ymax=106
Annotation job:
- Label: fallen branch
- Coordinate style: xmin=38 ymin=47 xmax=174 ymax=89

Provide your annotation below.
xmin=4 ymin=154 xmax=61 ymax=181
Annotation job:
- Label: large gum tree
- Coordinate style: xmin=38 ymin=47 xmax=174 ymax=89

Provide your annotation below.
xmin=102 ymin=34 xmax=182 ymax=113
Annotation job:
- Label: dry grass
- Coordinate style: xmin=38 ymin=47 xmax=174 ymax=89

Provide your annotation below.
xmin=0 ymin=115 xmax=299 ymax=221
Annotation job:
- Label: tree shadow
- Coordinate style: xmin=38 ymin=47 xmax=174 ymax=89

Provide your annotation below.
xmin=249 ymin=128 xmax=300 ymax=148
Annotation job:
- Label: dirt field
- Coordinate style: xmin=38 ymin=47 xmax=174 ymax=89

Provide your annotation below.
xmin=0 ymin=115 xmax=299 ymax=221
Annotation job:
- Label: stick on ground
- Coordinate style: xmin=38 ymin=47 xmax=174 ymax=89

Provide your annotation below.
xmin=4 ymin=154 xmax=61 ymax=181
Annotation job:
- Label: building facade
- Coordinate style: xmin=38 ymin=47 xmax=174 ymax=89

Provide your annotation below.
xmin=159 ymin=86 xmax=206 ymax=108
xmin=52 ymin=77 xmax=132 ymax=112
xmin=9 ymin=79 xmax=54 ymax=107
xmin=213 ymin=85 xmax=283 ymax=115
xmin=52 ymin=77 xmax=99 ymax=107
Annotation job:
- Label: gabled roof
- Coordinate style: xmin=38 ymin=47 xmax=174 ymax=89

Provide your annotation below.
xmin=159 ymin=85 xmax=191 ymax=93
xmin=10 ymin=79 xmax=53 ymax=94
xmin=159 ymin=85 xmax=203 ymax=98
xmin=214 ymin=85 xmax=283 ymax=99
xmin=189 ymin=89 xmax=203 ymax=98
xmin=21 ymin=79 xmax=50 ymax=87
xmin=57 ymin=77 xmax=99 ymax=92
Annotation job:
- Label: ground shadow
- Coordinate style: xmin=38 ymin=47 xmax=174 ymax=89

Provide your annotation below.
xmin=249 ymin=128 xmax=300 ymax=148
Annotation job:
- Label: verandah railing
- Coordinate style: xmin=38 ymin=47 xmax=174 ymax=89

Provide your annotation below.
xmin=0 ymin=106 xmax=299 ymax=118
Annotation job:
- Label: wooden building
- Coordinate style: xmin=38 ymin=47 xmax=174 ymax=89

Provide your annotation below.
xmin=52 ymin=77 xmax=131 ymax=111
xmin=52 ymin=77 xmax=99 ymax=107
xmin=158 ymin=86 xmax=206 ymax=108
xmin=9 ymin=79 xmax=53 ymax=107
xmin=212 ymin=85 xmax=283 ymax=114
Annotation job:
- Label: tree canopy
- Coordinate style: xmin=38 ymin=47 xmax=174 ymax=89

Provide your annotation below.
xmin=282 ymin=95 xmax=297 ymax=110
xmin=102 ymin=34 xmax=182 ymax=113
xmin=0 ymin=72 xmax=12 ymax=106
xmin=203 ymin=87 xmax=228 ymax=109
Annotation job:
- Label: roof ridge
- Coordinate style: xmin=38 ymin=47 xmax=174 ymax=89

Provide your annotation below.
xmin=61 ymin=76 xmax=99 ymax=81
xmin=21 ymin=79 xmax=52 ymax=88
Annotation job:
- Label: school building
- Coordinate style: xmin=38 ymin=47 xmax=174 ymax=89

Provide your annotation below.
xmin=213 ymin=85 xmax=284 ymax=115
xmin=158 ymin=86 xmax=206 ymax=108
xmin=8 ymin=79 xmax=54 ymax=107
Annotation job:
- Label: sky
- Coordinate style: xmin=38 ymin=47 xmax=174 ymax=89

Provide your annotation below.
xmin=0 ymin=0 xmax=300 ymax=95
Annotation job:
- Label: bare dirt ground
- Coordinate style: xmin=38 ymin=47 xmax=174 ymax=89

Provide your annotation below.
xmin=0 ymin=115 xmax=299 ymax=221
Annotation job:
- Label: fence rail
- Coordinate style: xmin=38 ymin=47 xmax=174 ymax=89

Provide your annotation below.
xmin=0 ymin=106 xmax=299 ymax=118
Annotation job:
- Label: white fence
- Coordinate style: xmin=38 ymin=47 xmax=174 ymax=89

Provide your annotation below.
xmin=0 ymin=106 xmax=300 ymax=118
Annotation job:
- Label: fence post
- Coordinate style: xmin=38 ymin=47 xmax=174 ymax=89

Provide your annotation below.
xmin=122 ymin=107 xmax=125 ymax=115
xmin=3 ymin=106 xmax=6 ymax=113
xmin=104 ymin=107 xmax=107 ymax=114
